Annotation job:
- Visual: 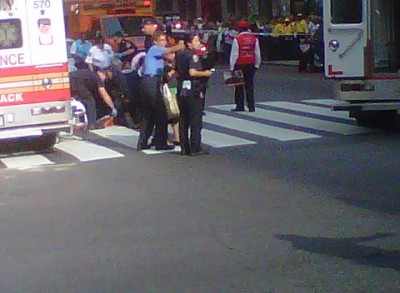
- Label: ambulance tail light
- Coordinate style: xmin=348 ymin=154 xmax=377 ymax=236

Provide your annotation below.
xmin=31 ymin=106 xmax=66 ymax=116
xmin=143 ymin=0 xmax=151 ymax=7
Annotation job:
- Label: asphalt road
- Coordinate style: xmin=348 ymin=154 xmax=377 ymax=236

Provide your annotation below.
xmin=0 ymin=66 xmax=399 ymax=293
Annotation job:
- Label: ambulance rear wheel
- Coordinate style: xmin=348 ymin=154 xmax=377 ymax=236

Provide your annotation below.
xmin=33 ymin=133 xmax=57 ymax=151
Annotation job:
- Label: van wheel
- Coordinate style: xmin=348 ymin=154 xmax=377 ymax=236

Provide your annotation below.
xmin=33 ymin=133 xmax=57 ymax=152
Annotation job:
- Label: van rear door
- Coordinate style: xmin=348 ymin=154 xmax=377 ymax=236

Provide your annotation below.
xmin=324 ymin=0 xmax=369 ymax=78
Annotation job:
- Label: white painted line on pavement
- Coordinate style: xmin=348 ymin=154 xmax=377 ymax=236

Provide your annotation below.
xmin=203 ymin=111 xmax=320 ymax=141
xmin=167 ymin=126 xmax=256 ymax=148
xmin=91 ymin=126 xmax=139 ymax=149
xmin=1 ymin=154 xmax=54 ymax=169
xmin=301 ymin=99 xmax=344 ymax=106
xmin=201 ymin=129 xmax=256 ymax=148
xmin=212 ymin=104 xmax=372 ymax=135
xmin=55 ymin=140 xmax=124 ymax=162
xmin=257 ymin=101 xmax=353 ymax=120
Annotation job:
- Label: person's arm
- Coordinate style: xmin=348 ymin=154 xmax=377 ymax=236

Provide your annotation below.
xmin=70 ymin=41 xmax=77 ymax=56
xmin=85 ymin=49 xmax=94 ymax=71
xmin=98 ymin=86 xmax=116 ymax=110
xmin=189 ymin=68 xmax=213 ymax=77
xmin=255 ymin=38 xmax=261 ymax=69
xmin=96 ymin=72 xmax=116 ymax=112
xmin=229 ymin=38 xmax=239 ymax=71
xmin=164 ymin=41 xmax=185 ymax=55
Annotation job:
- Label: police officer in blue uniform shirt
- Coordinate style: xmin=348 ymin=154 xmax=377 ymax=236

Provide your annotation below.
xmin=137 ymin=31 xmax=185 ymax=150
xmin=113 ymin=31 xmax=138 ymax=69
xmin=176 ymin=33 xmax=214 ymax=156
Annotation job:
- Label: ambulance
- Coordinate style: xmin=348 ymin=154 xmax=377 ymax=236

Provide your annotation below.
xmin=324 ymin=0 xmax=400 ymax=126
xmin=0 ymin=0 xmax=72 ymax=149
xmin=63 ymin=0 xmax=155 ymax=51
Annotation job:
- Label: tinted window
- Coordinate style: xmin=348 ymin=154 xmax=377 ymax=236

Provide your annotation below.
xmin=331 ymin=0 xmax=362 ymax=24
xmin=0 ymin=19 xmax=23 ymax=49
xmin=102 ymin=16 xmax=155 ymax=37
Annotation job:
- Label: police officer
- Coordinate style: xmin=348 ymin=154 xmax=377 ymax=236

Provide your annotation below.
xmin=229 ymin=20 xmax=261 ymax=112
xmin=137 ymin=31 xmax=185 ymax=151
xmin=85 ymin=34 xmax=114 ymax=72
xmin=112 ymin=31 xmax=138 ymax=69
xmin=176 ymin=33 xmax=214 ymax=156
xmin=141 ymin=18 xmax=159 ymax=52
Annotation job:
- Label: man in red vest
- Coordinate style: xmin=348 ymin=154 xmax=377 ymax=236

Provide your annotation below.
xmin=229 ymin=20 xmax=261 ymax=112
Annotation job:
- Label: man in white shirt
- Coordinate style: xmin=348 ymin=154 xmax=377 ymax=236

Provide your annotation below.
xmin=229 ymin=20 xmax=261 ymax=112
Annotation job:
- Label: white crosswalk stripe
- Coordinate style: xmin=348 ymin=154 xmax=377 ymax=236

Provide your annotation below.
xmin=257 ymin=101 xmax=352 ymax=120
xmin=55 ymin=139 xmax=124 ymax=162
xmin=301 ymin=99 xmax=346 ymax=107
xmin=0 ymin=99 xmax=377 ymax=168
xmin=1 ymin=154 xmax=54 ymax=169
xmin=211 ymin=104 xmax=373 ymax=135
xmin=203 ymin=111 xmax=321 ymax=141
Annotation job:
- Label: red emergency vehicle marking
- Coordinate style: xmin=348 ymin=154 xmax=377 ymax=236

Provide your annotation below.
xmin=328 ymin=64 xmax=344 ymax=76
xmin=0 ymin=93 xmax=24 ymax=104
xmin=0 ymin=89 xmax=70 ymax=106
xmin=0 ymin=53 xmax=25 ymax=66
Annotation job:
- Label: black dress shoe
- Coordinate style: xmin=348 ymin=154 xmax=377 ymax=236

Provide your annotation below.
xmin=231 ymin=108 xmax=244 ymax=112
xmin=248 ymin=108 xmax=255 ymax=112
xmin=180 ymin=151 xmax=192 ymax=156
xmin=155 ymin=145 xmax=175 ymax=151
xmin=137 ymin=144 xmax=151 ymax=151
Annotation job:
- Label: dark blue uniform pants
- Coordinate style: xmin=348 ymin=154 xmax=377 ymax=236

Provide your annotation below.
xmin=138 ymin=76 xmax=169 ymax=149
xmin=178 ymin=93 xmax=203 ymax=154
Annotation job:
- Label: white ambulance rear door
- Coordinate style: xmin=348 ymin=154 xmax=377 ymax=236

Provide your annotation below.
xmin=0 ymin=0 xmax=32 ymax=69
xmin=25 ymin=0 xmax=67 ymax=66
xmin=324 ymin=0 xmax=369 ymax=78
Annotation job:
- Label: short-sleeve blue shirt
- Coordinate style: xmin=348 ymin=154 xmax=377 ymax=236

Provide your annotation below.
xmin=142 ymin=45 xmax=167 ymax=75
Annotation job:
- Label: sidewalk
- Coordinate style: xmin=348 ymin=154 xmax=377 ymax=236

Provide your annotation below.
xmin=264 ymin=60 xmax=298 ymax=66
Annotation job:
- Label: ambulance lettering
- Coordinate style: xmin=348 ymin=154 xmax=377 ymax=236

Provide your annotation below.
xmin=0 ymin=93 xmax=23 ymax=103
xmin=0 ymin=53 xmax=25 ymax=66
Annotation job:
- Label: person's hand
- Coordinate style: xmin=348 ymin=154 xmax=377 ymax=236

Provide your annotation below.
xmin=205 ymin=70 xmax=213 ymax=77
xmin=111 ymin=108 xmax=118 ymax=117
xmin=115 ymin=53 xmax=124 ymax=59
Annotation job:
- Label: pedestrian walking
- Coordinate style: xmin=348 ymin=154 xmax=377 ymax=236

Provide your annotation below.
xmin=137 ymin=31 xmax=184 ymax=151
xmin=176 ymin=33 xmax=214 ymax=156
xmin=229 ymin=20 xmax=261 ymax=112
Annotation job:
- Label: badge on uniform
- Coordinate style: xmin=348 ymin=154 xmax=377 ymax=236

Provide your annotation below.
xmin=182 ymin=80 xmax=192 ymax=96
xmin=192 ymin=54 xmax=199 ymax=63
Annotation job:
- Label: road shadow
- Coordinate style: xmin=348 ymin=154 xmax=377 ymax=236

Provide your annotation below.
xmin=275 ymin=233 xmax=399 ymax=271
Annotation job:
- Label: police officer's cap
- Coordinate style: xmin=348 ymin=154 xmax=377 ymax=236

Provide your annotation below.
xmin=141 ymin=18 xmax=157 ymax=27
xmin=113 ymin=31 xmax=124 ymax=38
